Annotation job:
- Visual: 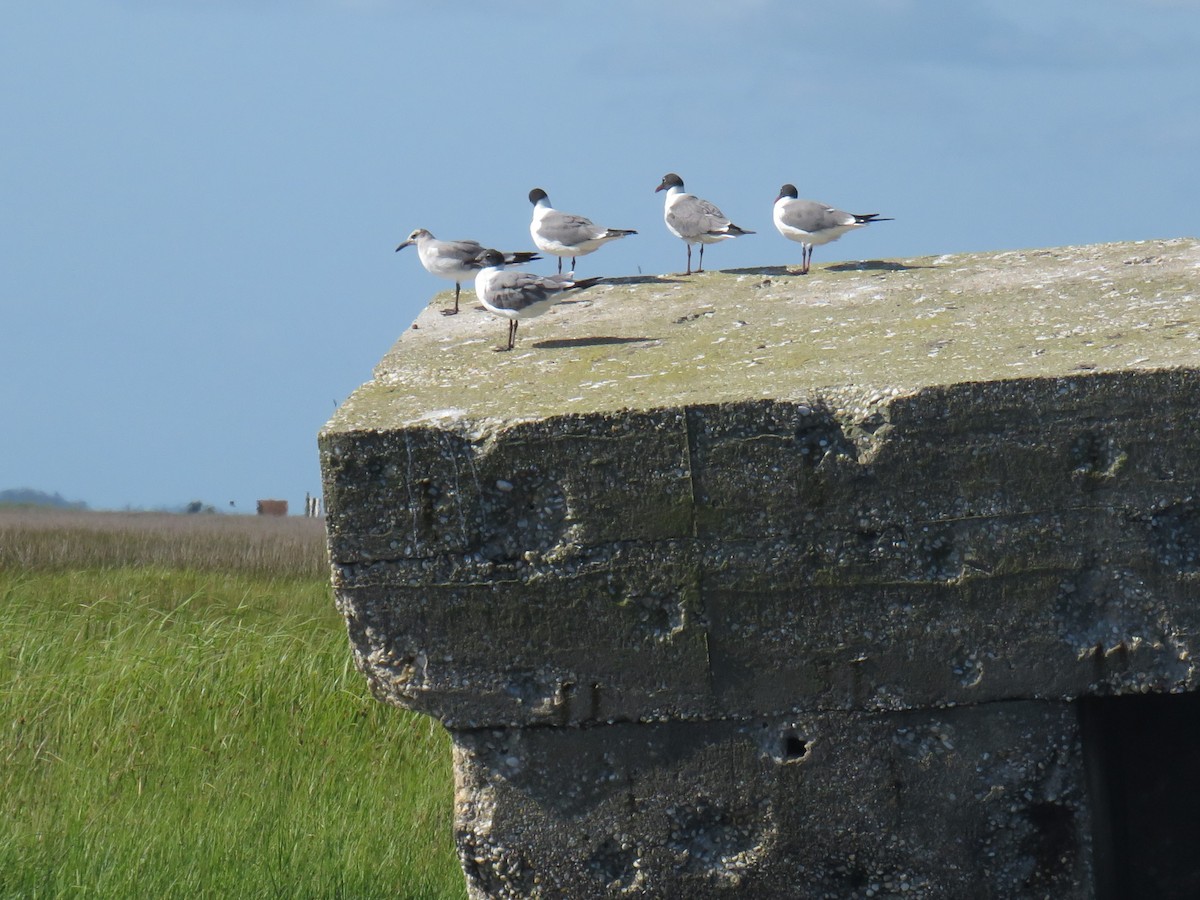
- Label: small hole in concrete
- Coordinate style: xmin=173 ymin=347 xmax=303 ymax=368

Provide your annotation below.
xmin=783 ymin=731 xmax=809 ymax=762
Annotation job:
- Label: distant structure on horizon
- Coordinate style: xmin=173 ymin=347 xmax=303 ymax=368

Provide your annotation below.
xmin=256 ymin=499 xmax=288 ymax=517
xmin=304 ymin=493 xmax=322 ymax=518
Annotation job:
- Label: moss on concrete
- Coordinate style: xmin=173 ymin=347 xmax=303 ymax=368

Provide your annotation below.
xmin=328 ymin=238 xmax=1200 ymax=432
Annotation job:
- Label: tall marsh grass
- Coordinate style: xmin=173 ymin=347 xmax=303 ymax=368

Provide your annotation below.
xmin=0 ymin=508 xmax=330 ymax=578
xmin=1 ymin=510 xmax=463 ymax=898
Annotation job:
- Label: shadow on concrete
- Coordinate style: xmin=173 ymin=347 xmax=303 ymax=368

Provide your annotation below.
xmin=721 ymin=266 xmax=794 ymax=277
xmin=825 ymin=260 xmax=935 ymax=272
xmin=600 ymin=275 xmax=691 ymax=286
xmin=534 ymin=336 xmax=662 ymax=349
xmin=723 ymin=260 xmax=935 ymax=276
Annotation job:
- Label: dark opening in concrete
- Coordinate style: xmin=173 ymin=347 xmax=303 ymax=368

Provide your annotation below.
xmin=1081 ymin=691 xmax=1200 ymax=899
xmin=783 ymin=732 xmax=809 ymax=761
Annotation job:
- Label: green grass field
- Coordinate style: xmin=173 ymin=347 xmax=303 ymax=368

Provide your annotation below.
xmin=1 ymin=509 xmax=463 ymax=899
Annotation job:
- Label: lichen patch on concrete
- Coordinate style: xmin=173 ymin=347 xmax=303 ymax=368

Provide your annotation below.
xmin=329 ymin=238 xmax=1200 ymax=432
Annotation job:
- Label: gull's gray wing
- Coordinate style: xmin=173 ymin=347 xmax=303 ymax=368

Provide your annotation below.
xmin=667 ymin=194 xmax=732 ymax=239
xmin=778 ymin=200 xmax=853 ymax=233
xmin=538 ymin=209 xmax=604 ymax=245
xmin=435 ymin=238 xmax=488 ymax=261
xmin=485 ymin=270 xmax=558 ymax=312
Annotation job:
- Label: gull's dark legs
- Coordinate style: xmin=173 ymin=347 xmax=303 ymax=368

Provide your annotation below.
xmin=444 ymin=282 xmax=462 ymax=315
xmin=697 ymin=243 xmax=705 ymax=273
xmin=685 ymin=243 xmax=692 ymax=275
xmin=495 ymin=319 xmax=517 ymax=352
xmin=557 ymin=257 xmax=563 ymax=274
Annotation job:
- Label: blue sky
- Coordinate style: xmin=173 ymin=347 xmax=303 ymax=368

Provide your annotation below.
xmin=3 ymin=0 xmax=1198 ymax=511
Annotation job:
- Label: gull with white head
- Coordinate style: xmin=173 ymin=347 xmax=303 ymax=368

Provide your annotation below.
xmin=396 ymin=229 xmax=540 ymax=314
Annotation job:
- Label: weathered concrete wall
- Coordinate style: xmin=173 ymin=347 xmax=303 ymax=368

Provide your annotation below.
xmin=320 ymin=239 xmax=1200 ymax=898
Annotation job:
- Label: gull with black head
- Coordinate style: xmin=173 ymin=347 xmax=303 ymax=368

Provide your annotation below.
xmin=528 ymin=188 xmax=637 ymax=274
xmin=772 ymin=185 xmax=893 ymax=274
xmin=471 ymin=248 xmax=603 ymax=352
xmin=655 ymin=173 xmax=754 ymax=275
xmin=396 ymin=228 xmax=540 ymax=315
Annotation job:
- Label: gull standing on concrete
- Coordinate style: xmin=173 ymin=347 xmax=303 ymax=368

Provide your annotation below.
xmin=471 ymin=248 xmax=603 ymax=351
xmin=655 ymin=173 xmax=754 ymax=275
xmin=396 ymin=229 xmax=540 ymax=315
xmin=528 ymin=189 xmax=637 ymax=274
xmin=772 ymin=185 xmax=893 ymax=274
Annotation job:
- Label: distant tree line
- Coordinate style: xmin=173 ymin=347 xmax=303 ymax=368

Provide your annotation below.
xmin=0 ymin=488 xmax=88 ymax=510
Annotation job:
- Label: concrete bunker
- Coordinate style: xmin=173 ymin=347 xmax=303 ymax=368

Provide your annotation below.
xmin=321 ymin=238 xmax=1200 ymax=898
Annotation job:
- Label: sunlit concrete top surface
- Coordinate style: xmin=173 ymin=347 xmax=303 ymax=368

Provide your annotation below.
xmin=328 ymin=238 xmax=1200 ymax=432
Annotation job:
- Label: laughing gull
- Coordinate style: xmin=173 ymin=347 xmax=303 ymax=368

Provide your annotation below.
xmin=773 ymin=185 xmax=893 ymax=274
xmin=396 ymin=228 xmax=540 ymax=315
xmin=655 ymin=173 xmax=753 ymax=275
xmin=528 ymin=189 xmax=637 ymax=274
xmin=471 ymin=248 xmax=603 ymax=352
